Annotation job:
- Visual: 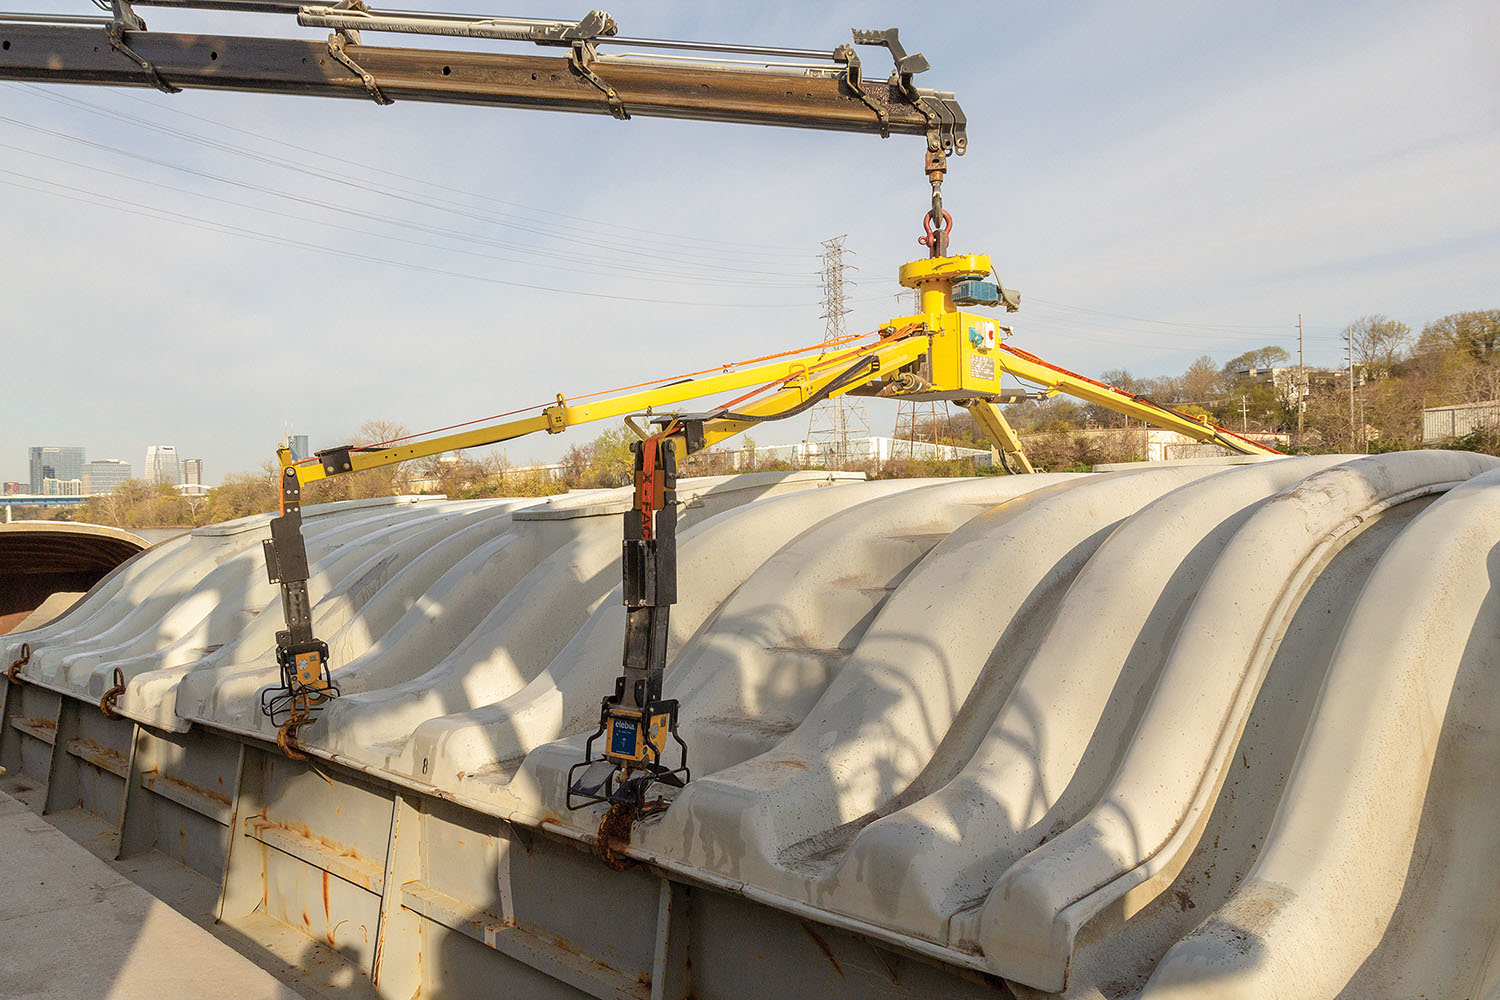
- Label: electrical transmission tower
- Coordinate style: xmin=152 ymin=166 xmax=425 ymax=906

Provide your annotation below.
xmin=892 ymin=286 xmax=953 ymax=460
xmin=805 ymin=236 xmax=869 ymax=468
xmin=893 ymin=398 xmax=954 ymax=460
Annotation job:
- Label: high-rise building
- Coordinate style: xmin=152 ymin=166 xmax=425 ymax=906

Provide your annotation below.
xmin=82 ymin=459 xmax=132 ymax=495
xmin=42 ymin=478 xmax=83 ymax=496
xmin=144 ymin=445 xmax=181 ymax=487
xmin=28 ymin=445 xmax=84 ymax=493
xmin=181 ymin=458 xmax=204 ymax=487
xmin=290 ymin=435 xmax=310 ymax=462
xmin=2 ymin=482 xmax=24 ymax=496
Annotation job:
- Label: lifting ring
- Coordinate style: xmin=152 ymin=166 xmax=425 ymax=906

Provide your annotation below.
xmin=100 ymin=667 xmax=126 ymax=719
xmin=7 ymin=642 xmax=30 ymax=684
xmin=918 ymin=209 xmax=954 ymax=250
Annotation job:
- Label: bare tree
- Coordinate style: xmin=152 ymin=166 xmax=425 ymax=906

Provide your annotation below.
xmin=1082 ymin=369 xmax=1142 ymax=427
xmin=1180 ymin=355 xmax=1222 ymax=405
xmin=93 ymin=488 xmax=123 ymax=528
xmin=1343 ymin=315 xmax=1412 ymax=374
xmin=182 ymin=492 xmax=209 ymax=524
xmin=307 ymin=420 xmax=415 ymax=502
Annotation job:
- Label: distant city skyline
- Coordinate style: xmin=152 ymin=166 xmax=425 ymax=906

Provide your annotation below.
xmin=15 ymin=444 xmax=209 ymax=494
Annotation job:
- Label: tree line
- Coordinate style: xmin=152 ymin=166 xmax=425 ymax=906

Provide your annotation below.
xmin=969 ymin=309 xmax=1500 ymax=468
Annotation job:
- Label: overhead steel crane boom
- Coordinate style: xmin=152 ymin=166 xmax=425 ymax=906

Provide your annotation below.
xmin=0 ymin=2 xmax=965 ymax=151
xmin=3 ymin=1 xmax=1279 ymax=857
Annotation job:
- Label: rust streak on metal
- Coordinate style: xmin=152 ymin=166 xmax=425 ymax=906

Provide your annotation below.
xmin=292 ymin=818 xmax=365 ymax=861
xmin=147 ymin=769 xmax=232 ymax=807
xmin=66 ymin=736 xmax=129 ymax=774
xmin=242 ymin=815 xmax=383 ymax=891
xmin=75 ymin=738 xmax=126 ymax=766
xmin=596 ymin=802 xmax=637 ymax=872
xmin=801 ymin=923 xmax=845 ymax=980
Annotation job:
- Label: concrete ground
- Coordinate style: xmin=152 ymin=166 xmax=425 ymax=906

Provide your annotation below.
xmin=0 ymin=787 xmax=305 ymax=1000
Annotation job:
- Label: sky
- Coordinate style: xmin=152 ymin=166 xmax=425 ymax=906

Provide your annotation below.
xmin=2 ymin=0 xmax=1497 ymax=484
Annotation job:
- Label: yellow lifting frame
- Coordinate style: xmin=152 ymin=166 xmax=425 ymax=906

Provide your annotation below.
xmin=279 ymin=251 xmax=1277 ymax=485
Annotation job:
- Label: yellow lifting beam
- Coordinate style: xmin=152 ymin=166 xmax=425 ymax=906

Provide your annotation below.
xmin=994 ymin=346 xmax=1276 ymax=453
xmin=279 ymin=334 xmax=931 ymax=483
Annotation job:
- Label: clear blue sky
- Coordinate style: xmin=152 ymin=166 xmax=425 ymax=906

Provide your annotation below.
xmin=4 ymin=0 xmax=1497 ymax=483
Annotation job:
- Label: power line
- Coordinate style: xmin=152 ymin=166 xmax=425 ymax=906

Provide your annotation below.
xmin=0 ymin=111 xmax=819 ymax=288
xmin=1024 ymin=295 xmax=1292 ymax=333
xmin=0 ymin=139 xmax=813 ymax=291
xmin=0 ymin=167 xmax=824 ymax=309
xmin=101 ymin=88 xmax=814 ymax=259
xmin=1002 ymin=314 xmax=1295 ymax=356
xmin=1016 ymin=310 xmax=1292 ymax=350
xmin=9 ymin=83 xmax=819 ymax=269
xmin=845 ymin=288 xmax=1297 ymax=350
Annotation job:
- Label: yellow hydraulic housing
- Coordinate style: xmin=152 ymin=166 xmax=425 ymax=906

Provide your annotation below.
xmin=898 ymin=252 xmax=1011 ymax=392
xmin=879 ymin=252 xmax=1280 ymax=472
